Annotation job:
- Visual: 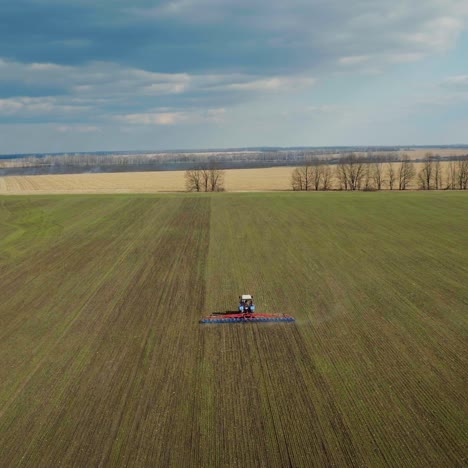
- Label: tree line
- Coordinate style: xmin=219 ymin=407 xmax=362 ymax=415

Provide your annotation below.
xmin=2 ymin=148 xmax=466 ymax=171
xmin=291 ymin=153 xmax=468 ymax=191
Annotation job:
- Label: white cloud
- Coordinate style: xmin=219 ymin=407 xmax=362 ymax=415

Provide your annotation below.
xmin=0 ymin=59 xmax=193 ymax=98
xmin=117 ymin=108 xmax=226 ymax=126
xmin=338 ymin=56 xmax=370 ymax=65
xmin=29 ymin=62 xmax=69 ymax=71
xmin=0 ymin=58 xmax=318 ymax=98
xmin=56 ymin=125 xmax=101 ymax=133
xmin=305 ymin=104 xmax=344 ymax=113
xmin=385 ymin=53 xmax=426 ymax=63
xmin=338 ymin=51 xmax=427 ymax=68
xmin=120 ymin=112 xmax=188 ymax=125
xmin=133 ymin=0 xmax=468 ymax=65
xmin=0 ymin=97 xmax=89 ymax=116
xmin=402 ymin=78 xmax=468 ymax=111
xmin=442 ymin=75 xmax=468 ymax=90
xmin=143 ymin=78 xmax=190 ymax=95
xmin=1 ymin=0 xmax=468 ymax=146
xmin=401 ymin=16 xmax=464 ymax=52
xmin=205 ymin=108 xmax=226 ymax=123
xmin=0 ymin=58 xmax=318 ymax=123
xmin=129 ymin=0 xmax=223 ymax=22
xmin=0 ymin=58 xmax=315 ymax=100
xmin=219 ymin=76 xmax=316 ymax=92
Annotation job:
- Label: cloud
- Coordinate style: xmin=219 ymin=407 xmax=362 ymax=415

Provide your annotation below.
xmin=29 ymin=62 xmax=68 ymax=71
xmin=120 ymin=112 xmax=188 ymax=125
xmin=338 ymin=56 xmax=370 ymax=66
xmin=3 ymin=0 xmax=467 ymax=77
xmin=399 ymin=77 xmax=468 ymax=111
xmin=56 ymin=125 xmax=101 ymax=133
xmin=385 ymin=53 xmax=426 ymax=63
xmin=441 ymin=75 xmax=468 ymax=90
xmin=129 ymin=0 xmax=224 ymax=23
xmin=0 ymin=58 xmax=315 ymax=98
xmin=304 ymin=105 xmax=344 ymax=114
xmin=0 ymin=57 xmax=317 ymax=124
xmin=117 ymin=108 xmax=226 ymax=126
xmin=0 ymin=96 xmax=89 ymax=116
xmin=401 ymin=16 xmax=464 ymax=52
xmin=0 ymin=59 xmax=192 ymax=97
xmin=0 ymin=0 xmax=467 ymax=152
xmin=223 ymin=76 xmax=316 ymax=91
xmin=128 ymin=0 xmax=468 ymax=70
xmin=205 ymin=108 xmax=225 ymax=123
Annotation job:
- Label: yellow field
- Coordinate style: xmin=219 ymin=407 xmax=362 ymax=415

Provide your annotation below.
xmin=0 ymin=161 xmax=459 ymax=194
xmin=0 ymin=168 xmax=291 ymax=194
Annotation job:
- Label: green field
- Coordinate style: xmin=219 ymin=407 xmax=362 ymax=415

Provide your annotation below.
xmin=0 ymin=193 xmax=467 ymax=467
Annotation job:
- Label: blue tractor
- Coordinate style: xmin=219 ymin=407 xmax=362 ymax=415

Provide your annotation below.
xmin=239 ymin=294 xmax=256 ymax=314
xmin=200 ymin=294 xmax=295 ymax=323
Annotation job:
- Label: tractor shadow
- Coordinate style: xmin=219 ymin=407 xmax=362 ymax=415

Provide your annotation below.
xmin=211 ymin=310 xmax=239 ymax=316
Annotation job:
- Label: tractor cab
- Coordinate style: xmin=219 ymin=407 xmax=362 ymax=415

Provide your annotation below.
xmin=239 ymin=294 xmax=256 ymax=314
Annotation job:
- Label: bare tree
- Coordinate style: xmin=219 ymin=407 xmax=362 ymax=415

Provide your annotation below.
xmin=209 ymin=164 xmax=225 ymax=191
xmin=201 ymin=166 xmax=210 ymax=192
xmin=457 ymin=158 xmax=468 ymax=190
xmin=371 ymin=162 xmax=384 ymax=190
xmin=362 ymin=163 xmax=373 ymax=191
xmin=335 ymin=161 xmax=348 ymax=190
xmin=185 ymin=164 xmax=225 ymax=192
xmin=434 ymin=158 xmax=442 ymax=190
xmin=291 ymin=167 xmax=304 ymax=191
xmin=185 ymin=168 xmax=202 ymax=192
xmin=311 ymin=159 xmax=323 ymax=191
xmin=291 ymin=159 xmax=334 ymax=191
xmin=418 ymin=153 xmax=434 ymax=190
xmin=291 ymin=160 xmax=314 ymax=191
xmin=445 ymin=161 xmax=457 ymax=190
xmin=387 ymin=162 xmax=396 ymax=190
xmin=337 ymin=154 xmax=366 ymax=190
xmin=349 ymin=154 xmax=366 ymax=190
xmin=398 ymin=155 xmax=415 ymax=190
xmin=321 ymin=165 xmax=332 ymax=191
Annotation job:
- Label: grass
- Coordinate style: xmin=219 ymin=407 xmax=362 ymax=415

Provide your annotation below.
xmin=0 ymin=192 xmax=467 ymax=466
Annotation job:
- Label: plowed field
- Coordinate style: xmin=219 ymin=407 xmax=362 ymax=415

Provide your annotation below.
xmin=0 ymin=193 xmax=467 ymax=467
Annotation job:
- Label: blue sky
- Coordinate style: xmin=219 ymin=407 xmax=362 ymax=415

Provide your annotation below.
xmin=1 ymin=0 xmax=468 ymax=153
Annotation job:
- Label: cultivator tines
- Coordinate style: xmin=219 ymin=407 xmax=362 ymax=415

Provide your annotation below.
xmin=200 ymin=313 xmax=295 ymax=324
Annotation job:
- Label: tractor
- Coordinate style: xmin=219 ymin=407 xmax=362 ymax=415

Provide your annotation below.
xmin=238 ymin=294 xmax=256 ymax=314
xmin=200 ymin=294 xmax=294 ymax=323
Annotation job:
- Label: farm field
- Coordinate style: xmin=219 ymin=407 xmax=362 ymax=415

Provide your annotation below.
xmin=0 ymin=160 xmax=461 ymax=194
xmin=0 ymin=168 xmax=284 ymax=194
xmin=0 ymin=193 xmax=467 ymax=466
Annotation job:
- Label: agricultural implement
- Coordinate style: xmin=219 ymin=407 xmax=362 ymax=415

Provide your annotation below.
xmin=200 ymin=294 xmax=295 ymax=324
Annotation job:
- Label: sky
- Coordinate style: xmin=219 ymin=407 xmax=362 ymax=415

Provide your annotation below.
xmin=1 ymin=0 xmax=468 ymax=154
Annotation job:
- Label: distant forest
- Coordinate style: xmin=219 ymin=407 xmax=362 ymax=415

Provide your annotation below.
xmin=1 ymin=146 xmax=467 ymax=176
